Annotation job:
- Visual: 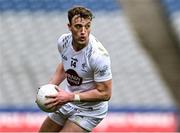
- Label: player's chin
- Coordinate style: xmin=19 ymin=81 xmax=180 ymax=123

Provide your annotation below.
xmin=78 ymin=40 xmax=87 ymax=45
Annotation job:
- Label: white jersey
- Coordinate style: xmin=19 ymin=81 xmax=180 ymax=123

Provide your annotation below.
xmin=57 ymin=33 xmax=112 ymax=110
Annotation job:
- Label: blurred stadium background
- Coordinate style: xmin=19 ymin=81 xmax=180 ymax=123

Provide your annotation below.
xmin=0 ymin=0 xmax=180 ymax=132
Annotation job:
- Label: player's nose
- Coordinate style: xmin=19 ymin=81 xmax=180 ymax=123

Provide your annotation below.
xmin=81 ymin=27 xmax=86 ymax=34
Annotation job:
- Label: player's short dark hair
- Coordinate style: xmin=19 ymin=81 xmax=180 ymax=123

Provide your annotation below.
xmin=68 ymin=6 xmax=94 ymax=24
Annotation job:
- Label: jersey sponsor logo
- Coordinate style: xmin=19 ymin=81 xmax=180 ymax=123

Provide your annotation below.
xmin=66 ymin=69 xmax=82 ymax=86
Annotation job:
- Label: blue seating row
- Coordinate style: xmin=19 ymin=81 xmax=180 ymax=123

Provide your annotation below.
xmin=0 ymin=0 xmax=120 ymax=12
xmin=161 ymin=0 xmax=180 ymax=16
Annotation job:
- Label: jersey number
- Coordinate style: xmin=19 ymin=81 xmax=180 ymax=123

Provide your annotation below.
xmin=71 ymin=60 xmax=76 ymax=68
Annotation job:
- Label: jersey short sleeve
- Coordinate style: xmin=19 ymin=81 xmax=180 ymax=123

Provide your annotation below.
xmin=93 ymin=54 xmax=112 ymax=82
xmin=88 ymin=35 xmax=112 ymax=82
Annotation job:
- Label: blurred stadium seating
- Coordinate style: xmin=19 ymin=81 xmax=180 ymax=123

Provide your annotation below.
xmin=0 ymin=0 xmax=178 ymax=131
xmin=0 ymin=0 xmax=176 ymax=111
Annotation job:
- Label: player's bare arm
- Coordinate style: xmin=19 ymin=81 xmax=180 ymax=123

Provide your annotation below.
xmin=45 ymin=79 xmax=112 ymax=109
xmin=48 ymin=63 xmax=66 ymax=85
xmin=77 ymin=79 xmax=112 ymax=101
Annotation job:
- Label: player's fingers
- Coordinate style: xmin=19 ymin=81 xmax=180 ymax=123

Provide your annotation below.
xmin=47 ymin=105 xmax=57 ymax=111
xmin=45 ymin=95 xmax=56 ymax=98
xmin=55 ymin=86 xmax=60 ymax=92
xmin=51 ymin=101 xmax=59 ymax=107
xmin=44 ymin=98 xmax=56 ymax=105
xmin=45 ymin=101 xmax=59 ymax=109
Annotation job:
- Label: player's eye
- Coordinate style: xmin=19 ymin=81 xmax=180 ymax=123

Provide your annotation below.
xmin=85 ymin=24 xmax=90 ymax=29
xmin=74 ymin=24 xmax=82 ymax=29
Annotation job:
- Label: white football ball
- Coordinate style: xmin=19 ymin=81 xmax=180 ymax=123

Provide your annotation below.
xmin=36 ymin=84 xmax=58 ymax=112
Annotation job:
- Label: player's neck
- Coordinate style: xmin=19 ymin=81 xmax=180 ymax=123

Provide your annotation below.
xmin=72 ymin=42 xmax=87 ymax=52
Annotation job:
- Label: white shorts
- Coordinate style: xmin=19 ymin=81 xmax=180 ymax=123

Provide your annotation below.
xmin=48 ymin=103 xmax=108 ymax=131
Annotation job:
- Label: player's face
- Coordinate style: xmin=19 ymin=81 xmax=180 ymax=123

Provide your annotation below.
xmin=68 ymin=15 xmax=91 ymax=48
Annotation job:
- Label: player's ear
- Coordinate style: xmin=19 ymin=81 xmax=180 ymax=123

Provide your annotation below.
xmin=67 ymin=23 xmax=71 ymax=31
